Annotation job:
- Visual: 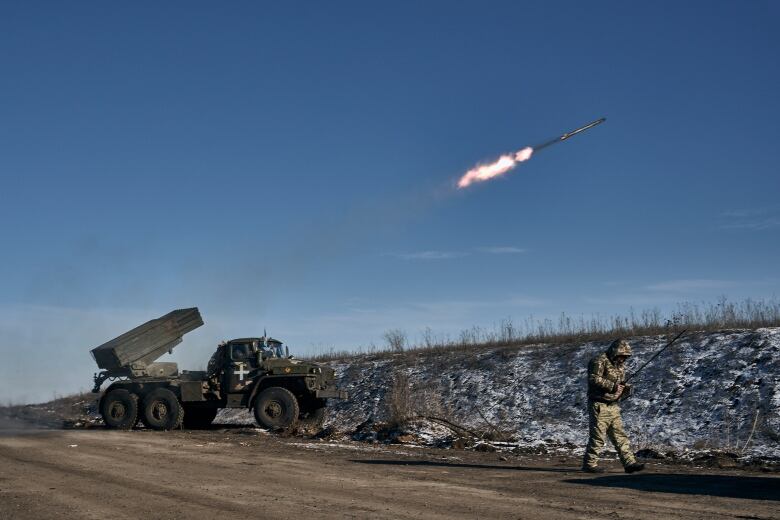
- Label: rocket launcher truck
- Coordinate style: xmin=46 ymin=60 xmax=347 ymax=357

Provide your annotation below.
xmin=91 ymin=308 xmax=347 ymax=431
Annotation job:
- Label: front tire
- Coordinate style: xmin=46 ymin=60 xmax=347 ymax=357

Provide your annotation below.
xmin=142 ymin=388 xmax=183 ymax=430
xmin=253 ymin=387 xmax=299 ymax=431
xmin=101 ymin=389 xmax=139 ymax=430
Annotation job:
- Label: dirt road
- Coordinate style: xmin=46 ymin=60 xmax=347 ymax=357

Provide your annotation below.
xmin=0 ymin=428 xmax=777 ymax=519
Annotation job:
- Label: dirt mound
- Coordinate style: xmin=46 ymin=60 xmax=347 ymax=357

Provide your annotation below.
xmin=323 ymin=328 xmax=780 ymax=461
xmin=0 ymin=394 xmax=101 ymax=430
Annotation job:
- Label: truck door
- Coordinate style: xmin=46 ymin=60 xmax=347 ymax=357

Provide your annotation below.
xmin=226 ymin=342 xmax=253 ymax=393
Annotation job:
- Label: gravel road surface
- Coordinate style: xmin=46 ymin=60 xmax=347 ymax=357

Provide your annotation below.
xmin=0 ymin=429 xmax=778 ymax=519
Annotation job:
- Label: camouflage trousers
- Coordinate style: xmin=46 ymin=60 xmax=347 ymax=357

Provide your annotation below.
xmin=583 ymin=400 xmax=637 ymax=468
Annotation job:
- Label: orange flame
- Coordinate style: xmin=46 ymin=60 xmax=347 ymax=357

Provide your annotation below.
xmin=457 ymin=146 xmax=534 ymax=189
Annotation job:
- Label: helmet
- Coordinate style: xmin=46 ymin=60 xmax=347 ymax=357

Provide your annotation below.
xmin=608 ymin=339 xmax=632 ymax=358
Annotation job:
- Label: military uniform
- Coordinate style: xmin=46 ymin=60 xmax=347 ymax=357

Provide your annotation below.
xmin=583 ymin=339 xmax=643 ymax=473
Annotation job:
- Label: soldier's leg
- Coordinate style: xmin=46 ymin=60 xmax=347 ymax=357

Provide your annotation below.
xmin=583 ymin=402 xmax=609 ymax=468
xmin=606 ymin=407 xmax=637 ymax=467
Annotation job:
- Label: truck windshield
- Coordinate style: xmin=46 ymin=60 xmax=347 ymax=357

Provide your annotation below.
xmin=230 ymin=343 xmax=252 ymax=360
xmin=261 ymin=343 xmax=285 ymax=358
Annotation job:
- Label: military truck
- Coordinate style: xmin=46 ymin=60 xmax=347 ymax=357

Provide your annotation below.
xmin=90 ymin=308 xmax=347 ymax=431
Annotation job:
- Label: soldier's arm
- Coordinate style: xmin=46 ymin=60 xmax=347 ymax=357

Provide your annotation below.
xmin=588 ymin=357 xmax=618 ymax=392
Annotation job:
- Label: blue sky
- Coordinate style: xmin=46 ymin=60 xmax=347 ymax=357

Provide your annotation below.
xmin=1 ymin=1 xmax=779 ymax=402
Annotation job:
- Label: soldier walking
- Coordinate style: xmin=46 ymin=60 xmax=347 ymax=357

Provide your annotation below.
xmin=582 ymin=338 xmax=645 ymax=473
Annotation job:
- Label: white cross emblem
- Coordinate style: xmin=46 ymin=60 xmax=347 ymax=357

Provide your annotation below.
xmin=234 ymin=362 xmax=249 ymax=381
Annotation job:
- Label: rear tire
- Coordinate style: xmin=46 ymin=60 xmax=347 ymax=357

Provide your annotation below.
xmin=101 ymin=389 xmax=139 ymax=430
xmin=142 ymin=388 xmax=184 ymax=430
xmin=253 ymin=387 xmax=299 ymax=431
xmin=182 ymin=406 xmax=218 ymax=429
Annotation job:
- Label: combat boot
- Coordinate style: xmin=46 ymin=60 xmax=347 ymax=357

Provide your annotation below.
xmin=624 ymin=463 xmax=645 ymax=473
xmin=582 ymin=466 xmax=605 ymax=473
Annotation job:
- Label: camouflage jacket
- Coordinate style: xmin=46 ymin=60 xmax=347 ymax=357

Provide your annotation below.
xmin=587 ymin=352 xmax=625 ymax=402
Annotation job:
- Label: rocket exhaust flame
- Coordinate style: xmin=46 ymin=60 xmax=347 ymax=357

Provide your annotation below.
xmin=456 ymin=118 xmax=605 ymax=189
xmin=457 ymin=147 xmax=533 ymax=189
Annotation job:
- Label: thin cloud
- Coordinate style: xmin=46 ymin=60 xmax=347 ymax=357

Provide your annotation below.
xmin=410 ymin=295 xmax=547 ymax=313
xmin=722 ymin=209 xmax=759 ymax=218
xmin=720 ymin=208 xmax=780 ymax=230
xmin=721 ymin=218 xmax=780 ymax=231
xmin=478 ymin=246 xmax=527 ymax=255
xmin=394 ymin=250 xmax=468 ymax=260
xmin=584 ymin=294 xmax=682 ymax=306
xmin=722 ymin=208 xmax=774 ymax=218
xmin=389 ymin=246 xmax=526 ymax=260
xmin=646 ymin=279 xmax=737 ymax=292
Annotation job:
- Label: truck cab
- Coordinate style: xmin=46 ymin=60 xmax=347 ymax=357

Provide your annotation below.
xmin=208 ymin=337 xmax=345 ymax=423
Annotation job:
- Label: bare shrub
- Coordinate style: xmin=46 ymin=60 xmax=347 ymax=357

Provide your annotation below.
xmin=498 ymin=318 xmax=516 ymax=343
xmin=421 ymin=327 xmax=436 ymax=350
xmin=387 ymin=370 xmax=412 ymax=427
xmin=383 ymin=329 xmax=407 ymax=353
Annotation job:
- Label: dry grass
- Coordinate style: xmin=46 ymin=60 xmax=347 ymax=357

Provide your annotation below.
xmin=306 ymin=297 xmax=780 ymax=362
xmin=386 ymin=370 xmax=412 ymax=428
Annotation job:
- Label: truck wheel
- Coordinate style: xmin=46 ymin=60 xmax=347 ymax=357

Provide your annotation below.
xmin=101 ymin=389 xmax=139 ymax=430
xmin=182 ymin=406 xmax=218 ymax=429
xmin=253 ymin=387 xmax=299 ymax=431
xmin=142 ymin=388 xmax=184 ymax=430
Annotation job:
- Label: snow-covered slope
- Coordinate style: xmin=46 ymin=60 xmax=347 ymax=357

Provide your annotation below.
xmin=324 ymin=328 xmax=780 ymax=459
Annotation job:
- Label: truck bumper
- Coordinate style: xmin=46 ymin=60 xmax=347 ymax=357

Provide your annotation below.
xmin=315 ymin=388 xmax=348 ymax=399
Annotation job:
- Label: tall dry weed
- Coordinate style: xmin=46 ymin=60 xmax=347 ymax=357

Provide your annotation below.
xmin=308 ymin=297 xmax=780 ymax=362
